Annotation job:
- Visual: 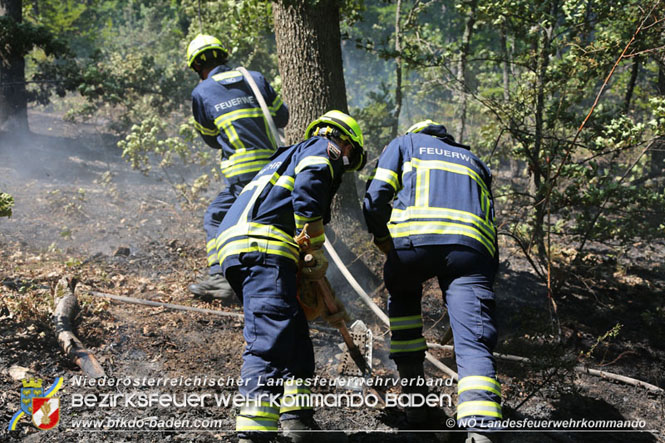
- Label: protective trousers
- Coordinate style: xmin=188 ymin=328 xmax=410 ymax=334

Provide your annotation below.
xmin=225 ymin=252 xmax=315 ymax=435
xmin=203 ymin=180 xmax=246 ymax=275
xmin=384 ymin=244 xmax=502 ymax=429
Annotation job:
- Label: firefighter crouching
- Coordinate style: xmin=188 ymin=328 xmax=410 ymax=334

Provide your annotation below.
xmin=363 ymin=120 xmax=501 ymax=443
xmin=215 ymin=111 xmax=365 ymax=442
xmin=187 ymin=34 xmax=289 ymax=302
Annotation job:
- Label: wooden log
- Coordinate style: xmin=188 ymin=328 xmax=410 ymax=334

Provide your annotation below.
xmin=53 ymin=277 xmax=105 ymax=378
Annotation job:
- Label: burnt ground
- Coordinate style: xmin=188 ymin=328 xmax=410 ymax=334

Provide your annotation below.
xmin=0 ymin=112 xmax=664 ymax=442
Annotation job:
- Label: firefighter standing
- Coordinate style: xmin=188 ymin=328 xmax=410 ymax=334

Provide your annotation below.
xmin=363 ymin=120 xmax=501 ymax=443
xmin=215 ymin=111 xmax=365 ymax=441
xmin=187 ymin=34 xmax=289 ymax=301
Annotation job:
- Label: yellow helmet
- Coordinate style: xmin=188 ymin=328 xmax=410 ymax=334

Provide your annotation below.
xmin=304 ymin=110 xmax=366 ymax=171
xmin=186 ymin=34 xmax=228 ymax=69
xmin=406 ymin=119 xmax=441 ymax=134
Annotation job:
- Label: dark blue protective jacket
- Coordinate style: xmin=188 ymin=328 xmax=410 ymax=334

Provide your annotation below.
xmin=216 ymin=136 xmax=345 ymax=273
xmin=363 ymin=125 xmax=498 ymax=258
xmin=191 ymin=65 xmax=289 ymax=183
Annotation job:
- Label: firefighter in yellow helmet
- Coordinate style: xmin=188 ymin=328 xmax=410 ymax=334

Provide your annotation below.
xmin=215 ymin=110 xmax=364 ymax=442
xmin=364 ymin=120 xmax=501 ymax=442
xmin=186 ymin=34 xmax=289 ymax=302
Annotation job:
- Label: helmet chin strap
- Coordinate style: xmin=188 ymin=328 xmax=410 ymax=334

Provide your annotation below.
xmin=311 ymin=124 xmax=363 ymax=171
xmin=335 ymin=138 xmax=355 ymax=169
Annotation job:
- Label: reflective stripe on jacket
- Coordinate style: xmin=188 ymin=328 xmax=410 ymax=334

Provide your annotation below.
xmin=363 ymin=127 xmax=498 ymax=257
xmin=191 ymin=65 xmax=288 ymax=182
xmin=216 ymin=136 xmax=345 ymax=272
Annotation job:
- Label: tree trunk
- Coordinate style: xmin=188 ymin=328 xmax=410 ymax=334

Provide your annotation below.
xmin=272 ymin=0 xmax=361 ymax=219
xmin=273 ymin=0 xmax=348 ymax=142
xmin=531 ymin=10 xmax=554 ymax=262
xmin=501 ymin=26 xmax=522 ymax=178
xmin=390 ymin=0 xmax=403 ymax=140
xmin=500 ymin=27 xmax=510 ymax=102
xmin=651 ymin=61 xmax=665 ymax=180
xmin=456 ymin=0 xmax=477 ymax=143
xmin=0 ymin=0 xmax=29 ymax=133
xmin=623 ymin=56 xmax=640 ymax=114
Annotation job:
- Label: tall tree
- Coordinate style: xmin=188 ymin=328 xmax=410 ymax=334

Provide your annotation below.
xmin=652 ymin=60 xmax=665 ymax=181
xmin=455 ymin=0 xmax=477 ymax=143
xmin=0 ymin=0 xmax=28 ymax=132
xmin=272 ymin=0 xmax=348 ymax=141
xmin=272 ymin=0 xmax=361 ymax=217
xmin=390 ymin=0 xmax=403 ymax=140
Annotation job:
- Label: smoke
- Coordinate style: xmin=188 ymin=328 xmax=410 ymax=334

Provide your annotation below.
xmin=0 ymin=111 xmax=210 ymax=258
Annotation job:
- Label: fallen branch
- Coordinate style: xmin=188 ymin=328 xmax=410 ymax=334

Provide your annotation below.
xmin=87 ymin=290 xmax=244 ymax=319
xmin=53 ymin=277 xmax=105 ymax=378
xmin=427 ymin=343 xmax=663 ymax=394
xmin=572 ymin=364 xmax=663 ymax=394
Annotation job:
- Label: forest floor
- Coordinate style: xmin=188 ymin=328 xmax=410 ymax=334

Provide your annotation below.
xmin=0 ymin=112 xmax=664 ymax=442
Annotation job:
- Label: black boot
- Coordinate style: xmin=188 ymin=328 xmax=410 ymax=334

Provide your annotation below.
xmin=188 ymin=273 xmax=238 ymax=304
xmin=397 ymin=360 xmax=431 ymax=426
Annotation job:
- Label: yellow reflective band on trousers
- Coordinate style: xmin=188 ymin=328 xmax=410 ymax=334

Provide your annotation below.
xmin=374 ymin=167 xmax=400 ymax=192
xmin=389 ymin=315 xmax=423 ymax=331
xmin=284 ymin=380 xmax=312 ymax=395
xmin=194 ymin=120 xmax=219 ymax=136
xmin=207 ymin=239 xmax=218 ymax=265
xmin=390 ymin=337 xmax=427 ymax=354
xmin=389 ymin=221 xmax=496 ymax=256
xmin=294 ymin=156 xmax=334 ymax=179
xmin=239 ymin=401 xmax=280 ymax=420
xmin=236 ymin=416 xmax=278 ymax=432
xmin=280 ymin=382 xmax=312 ymax=413
xmin=458 ymin=376 xmax=502 ymax=397
xmin=207 ymin=239 xmax=217 ymax=254
xmin=457 ymin=400 xmax=502 ymax=419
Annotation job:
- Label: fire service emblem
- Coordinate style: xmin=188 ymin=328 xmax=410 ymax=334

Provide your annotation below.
xmin=8 ymin=377 xmax=63 ymax=431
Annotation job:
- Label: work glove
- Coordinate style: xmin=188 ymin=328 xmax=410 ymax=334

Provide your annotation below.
xmin=297 ymin=276 xmax=350 ymax=328
xmin=294 ymin=220 xmax=325 ymax=252
xmin=374 ymin=235 xmax=394 ymax=255
xmin=300 ymin=249 xmax=328 ymax=281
